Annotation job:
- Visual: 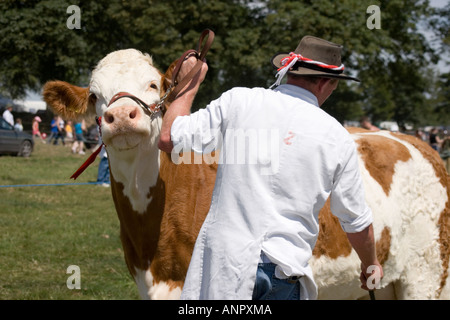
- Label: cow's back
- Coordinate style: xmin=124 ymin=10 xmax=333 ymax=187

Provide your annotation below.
xmin=311 ymin=129 xmax=450 ymax=299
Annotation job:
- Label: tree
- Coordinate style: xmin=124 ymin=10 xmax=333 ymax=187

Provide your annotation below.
xmin=0 ymin=0 xmax=131 ymax=98
xmin=255 ymin=0 xmax=440 ymax=126
xmin=428 ymin=2 xmax=450 ymax=126
xmin=0 ymin=0 xmax=447 ymax=128
xmin=108 ymin=0 xmax=263 ymax=109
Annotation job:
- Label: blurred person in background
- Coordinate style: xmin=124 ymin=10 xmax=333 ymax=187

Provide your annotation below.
xmin=2 ymin=105 xmax=14 ymax=126
xmin=14 ymin=118 xmax=23 ymax=131
xmin=429 ymin=127 xmax=444 ymax=152
xmin=96 ymin=142 xmax=110 ymax=187
xmin=71 ymin=119 xmax=86 ymax=155
xmin=54 ymin=116 xmax=66 ymax=146
xmin=65 ymin=120 xmax=74 ymax=143
xmin=47 ymin=115 xmax=59 ymax=144
xmin=32 ymin=116 xmax=46 ymax=143
xmin=359 ymin=116 xmax=379 ymax=131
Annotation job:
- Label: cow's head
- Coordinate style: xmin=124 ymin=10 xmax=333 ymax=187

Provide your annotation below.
xmin=43 ymin=49 xmax=174 ymax=154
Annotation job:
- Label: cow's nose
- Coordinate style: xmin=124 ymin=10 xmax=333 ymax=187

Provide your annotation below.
xmin=103 ymin=105 xmax=140 ymax=125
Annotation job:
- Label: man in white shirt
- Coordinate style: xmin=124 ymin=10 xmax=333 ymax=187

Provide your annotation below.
xmin=159 ymin=36 xmax=383 ymax=300
xmin=2 ymin=106 xmax=14 ymax=126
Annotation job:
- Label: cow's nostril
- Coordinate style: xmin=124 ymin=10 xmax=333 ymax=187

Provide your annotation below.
xmin=104 ymin=113 xmax=114 ymax=124
xmin=129 ymin=108 xmax=137 ymax=120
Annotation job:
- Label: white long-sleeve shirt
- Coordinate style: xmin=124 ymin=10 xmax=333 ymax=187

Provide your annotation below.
xmin=171 ymin=84 xmax=372 ymax=300
xmin=3 ymin=109 xmax=14 ymax=126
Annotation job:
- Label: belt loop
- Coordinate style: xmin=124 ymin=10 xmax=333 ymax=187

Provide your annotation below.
xmin=287 ymin=275 xmax=301 ymax=284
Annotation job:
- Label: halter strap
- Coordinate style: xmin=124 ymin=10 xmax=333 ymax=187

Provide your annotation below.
xmin=168 ymin=29 xmax=215 ymax=99
xmin=108 ymin=92 xmax=160 ymax=115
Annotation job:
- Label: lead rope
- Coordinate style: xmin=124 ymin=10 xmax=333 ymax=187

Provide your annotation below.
xmin=166 ymin=29 xmax=214 ymax=100
xmin=70 ymin=116 xmax=104 ymax=180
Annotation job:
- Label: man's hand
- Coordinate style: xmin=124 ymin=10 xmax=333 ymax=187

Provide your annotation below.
xmin=175 ymin=56 xmax=208 ymax=98
xmin=360 ymin=261 xmax=383 ymax=291
xmin=346 ymin=224 xmax=384 ymax=291
xmin=158 ymin=57 xmax=208 ymax=153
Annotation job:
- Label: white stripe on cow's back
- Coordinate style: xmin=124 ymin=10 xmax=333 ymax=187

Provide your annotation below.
xmin=356 ymin=131 xmax=446 ymax=299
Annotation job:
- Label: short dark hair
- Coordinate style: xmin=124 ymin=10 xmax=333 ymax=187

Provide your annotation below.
xmin=287 ymin=74 xmax=339 ymax=85
xmin=287 ymin=74 xmax=321 ymax=84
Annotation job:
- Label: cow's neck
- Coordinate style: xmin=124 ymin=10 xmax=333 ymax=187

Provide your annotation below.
xmin=107 ymin=136 xmax=161 ymax=214
xmin=106 ymin=132 xmax=166 ymax=275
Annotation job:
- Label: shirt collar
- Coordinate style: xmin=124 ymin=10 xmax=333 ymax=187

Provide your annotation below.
xmin=273 ymin=84 xmax=319 ymax=107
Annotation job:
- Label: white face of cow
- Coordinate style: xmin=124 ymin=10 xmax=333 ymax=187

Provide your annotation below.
xmin=87 ymin=49 xmax=165 ymax=213
xmin=89 ymin=49 xmax=163 ymax=154
xmin=43 ymin=48 xmax=169 ymax=213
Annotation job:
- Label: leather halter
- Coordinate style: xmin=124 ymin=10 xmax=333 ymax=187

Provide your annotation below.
xmin=107 ymin=92 xmax=162 ymax=118
xmin=104 ymin=29 xmax=215 ymax=117
xmin=168 ymin=29 xmax=214 ymax=100
xmin=70 ymin=29 xmax=215 ymax=180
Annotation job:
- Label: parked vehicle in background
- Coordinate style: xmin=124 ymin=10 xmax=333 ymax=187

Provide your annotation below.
xmin=0 ymin=117 xmax=34 ymax=157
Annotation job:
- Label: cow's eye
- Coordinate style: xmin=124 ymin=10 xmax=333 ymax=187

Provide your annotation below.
xmin=149 ymin=83 xmax=158 ymax=90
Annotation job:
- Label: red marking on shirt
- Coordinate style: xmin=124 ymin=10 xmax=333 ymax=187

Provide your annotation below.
xmin=284 ymin=131 xmax=295 ymax=145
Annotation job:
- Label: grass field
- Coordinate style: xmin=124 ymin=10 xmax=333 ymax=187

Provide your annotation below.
xmin=0 ymin=140 xmax=139 ymax=300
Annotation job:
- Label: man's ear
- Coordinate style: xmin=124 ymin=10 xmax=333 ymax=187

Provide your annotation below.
xmin=317 ymin=78 xmax=331 ymax=93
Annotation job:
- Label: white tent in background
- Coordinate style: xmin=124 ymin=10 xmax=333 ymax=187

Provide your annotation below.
xmin=12 ymin=90 xmax=47 ymax=113
xmin=12 ymin=99 xmax=47 ymax=113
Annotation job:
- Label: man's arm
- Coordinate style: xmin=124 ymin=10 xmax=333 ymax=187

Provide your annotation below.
xmin=346 ymin=224 xmax=384 ymax=291
xmin=158 ymin=57 xmax=208 ymax=153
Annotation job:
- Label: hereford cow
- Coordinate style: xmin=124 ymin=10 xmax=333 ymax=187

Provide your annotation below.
xmin=43 ymin=49 xmax=449 ymax=300
xmin=312 ymin=128 xmax=450 ymax=299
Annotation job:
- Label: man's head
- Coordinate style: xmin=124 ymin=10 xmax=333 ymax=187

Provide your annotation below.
xmin=271 ymin=35 xmax=359 ymax=82
xmin=270 ymin=36 xmax=358 ymax=104
xmin=286 ymin=75 xmax=339 ymax=106
xmin=360 ymin=116 xmax=372 ymax=128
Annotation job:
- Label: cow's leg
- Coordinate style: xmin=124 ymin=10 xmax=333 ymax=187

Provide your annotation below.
xmin=393 ymin=260 xmax=443 ymax=299
xmin=148 ymin=279 xmax=182 ymax=300
xmin=134 ymin=267 xmax=153 ymax=300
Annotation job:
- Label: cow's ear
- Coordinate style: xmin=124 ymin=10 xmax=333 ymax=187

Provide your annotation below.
xmin=42 ymin=80 xmax=96 ymax=120
xmin=160 ymin=59 xmax=178 ymax=108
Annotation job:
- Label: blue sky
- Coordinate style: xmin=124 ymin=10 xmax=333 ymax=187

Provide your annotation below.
xmin=430 ymin=0 xmax=448 ymax=8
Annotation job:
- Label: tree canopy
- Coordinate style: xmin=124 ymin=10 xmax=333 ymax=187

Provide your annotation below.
xmin=0 ymin=0 xmax=448 ymax=127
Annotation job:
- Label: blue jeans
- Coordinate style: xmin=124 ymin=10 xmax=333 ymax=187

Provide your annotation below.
xmin=252 ymin=263 xmax=300 ymax=300
xmin=97 ymin=157 xmax=110 ymax=183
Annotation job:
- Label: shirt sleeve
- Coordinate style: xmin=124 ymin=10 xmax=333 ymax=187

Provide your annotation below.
xmin=330 ymin=138 xmax=373 ymax=233
xmin=170 ymin=90 xmax=231 ymax=154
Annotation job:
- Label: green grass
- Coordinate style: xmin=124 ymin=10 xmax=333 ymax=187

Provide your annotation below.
xmin=0 ymin=141 xmax=139 ymax=299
